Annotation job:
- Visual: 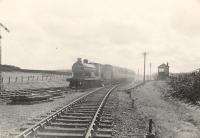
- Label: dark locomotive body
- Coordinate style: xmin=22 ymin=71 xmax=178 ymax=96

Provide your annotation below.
xmin=68 ymin=58 xmax=135 ymax=89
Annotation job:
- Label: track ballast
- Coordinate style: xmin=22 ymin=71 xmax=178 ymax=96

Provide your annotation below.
xmin=15 ymin=85 xmax=117 ymax=138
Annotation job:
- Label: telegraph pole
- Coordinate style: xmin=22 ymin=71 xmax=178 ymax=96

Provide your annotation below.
xmin=0 ymin=23 xmax=10 ymax=91
xmin=143 ymin=52 xmax=147 ymax=82
xmin=150 ymin=63 xmax=152 ymax=81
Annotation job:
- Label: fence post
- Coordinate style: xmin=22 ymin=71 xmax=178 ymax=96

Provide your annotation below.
xmin=21 ymin=76 xmax=23 ymax=83
xmin=8 ymin=76 xmax=11 ymax=84
xmin=28 ymin=76 xmax=30 ymax=81
xmin=146 ymin=119 xmax=155 ymax=138
xmin=149 ymin=119 xmax=153 ymax=134
xmin=1 ymin=77 xmax=3 ymax=90
xmin=15 ymin=77 xmax=18 ymax=83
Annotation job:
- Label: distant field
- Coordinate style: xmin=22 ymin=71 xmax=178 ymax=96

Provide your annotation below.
xmin=1 ymin=71 xmax=72 ymax=91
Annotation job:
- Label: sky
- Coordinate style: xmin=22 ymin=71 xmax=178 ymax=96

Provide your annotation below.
xmin=0 ymin=0 xmax=200 ymax=74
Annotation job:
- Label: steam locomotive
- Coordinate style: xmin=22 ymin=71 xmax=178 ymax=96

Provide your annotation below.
xmin=68 ymin=58 xmax=135 ymax=89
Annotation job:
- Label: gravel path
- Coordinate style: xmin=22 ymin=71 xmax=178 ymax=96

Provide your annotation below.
xmin=0 ymin=89 xmax=94 ymax=138
xmin=132 ymin=81 xmax=200 ymax=138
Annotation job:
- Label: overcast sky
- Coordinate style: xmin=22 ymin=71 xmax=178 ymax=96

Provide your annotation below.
xmin=0 ymin=0 xmax=200 ymax=74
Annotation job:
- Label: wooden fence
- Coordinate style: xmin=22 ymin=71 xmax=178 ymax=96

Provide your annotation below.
xmin=2 ymin=74 xmax=70 ymax=84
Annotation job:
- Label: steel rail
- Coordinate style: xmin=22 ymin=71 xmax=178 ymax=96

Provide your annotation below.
xmin=15 ymin=87 xmax=104 ymax=138
xmin=84 ymin=85 xmax=118 ymax=138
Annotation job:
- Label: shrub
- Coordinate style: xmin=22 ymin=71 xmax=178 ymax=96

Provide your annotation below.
xmin=169 ymin=71 xmax=200 ymax=104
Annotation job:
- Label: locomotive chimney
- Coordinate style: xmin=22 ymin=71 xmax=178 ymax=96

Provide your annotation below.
xmin=77 ymin=58 xmax=82 ymax=62
xmin=83 ymin=59 xmax=88 ymax=63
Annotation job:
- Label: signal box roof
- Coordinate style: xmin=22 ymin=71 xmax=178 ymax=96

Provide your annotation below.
xmin=158 ymin=63 xmax=169 ymax=68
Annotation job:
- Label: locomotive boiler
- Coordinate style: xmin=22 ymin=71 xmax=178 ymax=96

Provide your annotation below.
xmin=68 ymin=58 xmax=135 ymax=89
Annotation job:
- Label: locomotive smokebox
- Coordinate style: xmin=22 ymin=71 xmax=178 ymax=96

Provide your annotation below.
xmin=77 ymin=58 xmax=82 ymax=62
xmin=83 ymin=59 xmax=88 ymax=63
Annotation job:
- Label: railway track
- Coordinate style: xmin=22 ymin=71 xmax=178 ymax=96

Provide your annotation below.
xmin=14 ymin=85 xmax=117 ymax=138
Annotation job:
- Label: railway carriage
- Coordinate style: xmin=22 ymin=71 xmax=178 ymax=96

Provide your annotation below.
xmin=68 ymin=58 xmax=135 ymax=89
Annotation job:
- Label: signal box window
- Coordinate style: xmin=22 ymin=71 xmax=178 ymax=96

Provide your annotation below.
xmin=158 ymin=68 xmax=164 ymax=72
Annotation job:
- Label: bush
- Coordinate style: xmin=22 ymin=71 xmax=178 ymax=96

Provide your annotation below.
xmin=169 ymin=71 xmax=200 ymax=104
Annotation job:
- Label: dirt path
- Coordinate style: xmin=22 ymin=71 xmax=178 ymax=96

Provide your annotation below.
xmin=131 ymin=81 xmax=200 ymax=138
